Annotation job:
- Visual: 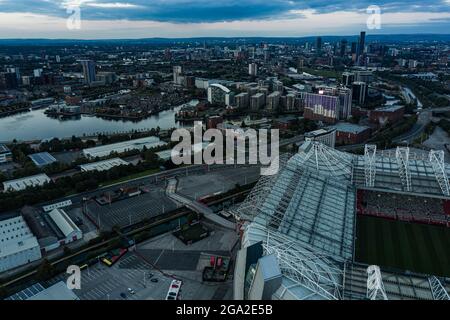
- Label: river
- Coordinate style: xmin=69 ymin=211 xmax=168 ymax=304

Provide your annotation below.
xmin=0 ymin=101 xmax=197 ymax=142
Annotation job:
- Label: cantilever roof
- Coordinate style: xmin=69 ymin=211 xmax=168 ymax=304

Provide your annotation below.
xmin=237 ymin=141 xmax=450 ymax=300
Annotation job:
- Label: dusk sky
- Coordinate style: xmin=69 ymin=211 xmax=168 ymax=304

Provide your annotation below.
xmin=0 ymin=0 xmax=450 ymax=39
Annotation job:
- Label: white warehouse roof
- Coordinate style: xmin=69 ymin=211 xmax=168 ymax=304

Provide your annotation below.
xmin=3 ymin=174 xmax=51 ymax=192
xmin=28 ymin=281 xmax=80 ymax=300
xmin=48 ymin=208 xmax=82 ymax=238
xmin=0 ymin=216 xmax=40 ymax=259
xmin=83 ymin=136 xmax=167 ymax=158
xmin=80 ymin=158 xmax=128 ymax=172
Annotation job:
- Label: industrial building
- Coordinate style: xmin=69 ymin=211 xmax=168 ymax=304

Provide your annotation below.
xmin=333 ymin=122 xmax=371 ymax=145
xmin=233 ymin=141 xmax=450 ymax=300
xmin=79 ymin=158 xmax=128 ymax=172
xmin=0 ymin=216 xmax=42 ymax=272
xmin=47 ymin=208 xmax=83 ymax=244
xmin=0 ymin=144 xmax=13 ymax=164
xmin=28 ymin=152 xmax=57 ymax=167
xmin=82 ymin=136 xmax=167 ymax=159
xmin=5 ymin=282 xmax=79 ymax=300
xmin=369 ymin=105 xmax=405 ymax=126
xmin=3 ymin=174 xmax=51 ymax=192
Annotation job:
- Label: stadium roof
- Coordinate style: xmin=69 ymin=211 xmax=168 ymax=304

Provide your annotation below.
xmin=236 ymin=141 xmax=450 ymax=300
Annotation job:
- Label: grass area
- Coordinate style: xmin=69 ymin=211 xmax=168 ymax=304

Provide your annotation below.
xmin=355 ymin=215 xmax=450 ymax=277
xmin=100 ymin=168 xmax=160 ymax=187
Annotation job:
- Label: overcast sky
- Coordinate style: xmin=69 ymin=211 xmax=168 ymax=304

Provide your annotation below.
xmin=0 ymin=0 xmax=450 ymax=39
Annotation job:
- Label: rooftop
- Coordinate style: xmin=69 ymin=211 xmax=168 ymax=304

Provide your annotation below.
xmin=236 ymin=141 xmax=450 ymax=300
xmin=83 ymin=136 xmax=167 ymax=158
xmin=333 ymin=122 xmax=370 ymax=134
xmin=3 ymin=174 xmax=51 ymax=192
xmin=79 ymin=158 xmax=128 ymax=172
xmin=0 ymin=144 xmax=10 ymax=153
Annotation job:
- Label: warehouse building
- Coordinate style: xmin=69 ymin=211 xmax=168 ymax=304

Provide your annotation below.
xmin=369 ymin=105 xmax=405 ymax=126
xmin=47 ymin=208 xmax=83 ymax=244
xmin=3 ymin=174 xmax=51 ymax=192
xmin=28 ymin=152 xmax=57 ymax=167
xmin=0 ymin=216 xmax=42 ymax=272
xmin=333 ymin=122 xmax=371 ymax=145
xmin=5 ymin=282 xmax=79 ymax=300
xmin=79 ymin=158 xmax=128 ymax=172
xmin=0 ymin=144 xmax=13 ymax=164
xmin=82 ymin=136 xmax=167 ymax=159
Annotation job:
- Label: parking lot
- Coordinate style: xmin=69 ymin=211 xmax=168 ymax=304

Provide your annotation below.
xmin=44 ymin=222 xmax=238 ymax=300
xmin=47 ymin=252 xmax=174 ymax=300
xmin=177 ymin=165 xmax=261 ymax=200
xmin=86 ymin=185 xmax=178 ymax=230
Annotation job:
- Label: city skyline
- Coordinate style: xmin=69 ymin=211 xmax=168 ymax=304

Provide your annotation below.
xmin=0 ymin=0 xmax=450 ymax=39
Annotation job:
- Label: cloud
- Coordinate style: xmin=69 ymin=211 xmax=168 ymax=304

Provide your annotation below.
xmin=0 ymin=0 xmax=448 ymax=24
xmin=1 ymin=9 xmax=450 ymax=39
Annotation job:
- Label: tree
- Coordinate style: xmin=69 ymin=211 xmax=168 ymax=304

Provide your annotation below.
xmin=36 ymin=259 xmax=56 ymax=281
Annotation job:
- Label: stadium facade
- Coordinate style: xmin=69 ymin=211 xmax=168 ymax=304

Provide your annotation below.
xmin=233 ymin=141 xmax=450 ymax=300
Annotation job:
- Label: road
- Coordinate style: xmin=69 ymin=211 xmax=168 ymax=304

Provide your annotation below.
xmin=166 ymin=178 xmax=235 ymax=230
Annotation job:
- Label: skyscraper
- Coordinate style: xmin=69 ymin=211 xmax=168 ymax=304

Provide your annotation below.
xmin=340 ymin=39 xmax=347 ymax=57
xmin=356 ymin=31 xmax=366 ymax=65
xmin=80 ymin=60 xmax=96 ymax=85
xmin=316 ymin=37 xmax=322 ymax=55
xmin=248 ymin=63 xmax=258 ymax=76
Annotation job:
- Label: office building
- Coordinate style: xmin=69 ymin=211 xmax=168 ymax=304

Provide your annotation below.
xmin=352 ymin=81 xmax=368 ymax=105
xmin=249 ymin=63 xmax=258 ymax=76
xmin=316 ymin=37 xmax=322 ymax=54
xmin=235 ymin=92 xmax=250 ymax=109
xmin=340 ymin=39 xmax=347 ymax=57
xmin=207 ymin=84 xmax=232 ymax=106
xmin=267 ymin=91 xmax=281 ymax=111
xmin=173 ymin=66 xmax=183 ymax=85
xmin=80 ymin=60 xmax=96 ymax=85
xmin=250 ymin=93 xmax=265 ymax=111
xmin=342 ymin=72 xmax=355 ymax=87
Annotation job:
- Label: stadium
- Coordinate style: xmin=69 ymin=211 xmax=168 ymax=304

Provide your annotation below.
xmin=232 ymin=141 xmax=450 ymax=300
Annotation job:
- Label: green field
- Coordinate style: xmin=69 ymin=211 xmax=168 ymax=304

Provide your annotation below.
xmin=355 ymin=215 xmax=450 ymax=277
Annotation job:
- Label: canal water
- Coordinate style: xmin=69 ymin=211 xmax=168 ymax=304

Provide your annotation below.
xmin=0 ymin=101 xmax=197 ymax=142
